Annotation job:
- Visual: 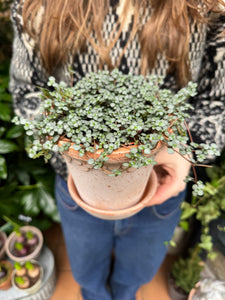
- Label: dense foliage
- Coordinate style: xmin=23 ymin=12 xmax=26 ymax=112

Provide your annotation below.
xmin=171 ymin=246 xmax=204 ymax=294
xmin=14 ymin=69 xmax=219 ymax=196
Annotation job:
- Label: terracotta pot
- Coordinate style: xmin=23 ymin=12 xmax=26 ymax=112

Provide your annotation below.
xmin=12 ymin=260 xmax=43 ymax=294
xmin=0 ymin=260 xmax=13 ymax=290
xmin=60 ymin=138 xmax=162 ymax=211
xmin=68 ymin=169 xmax=158 ymax=220
xmin=5 ymin=226 xmax=43 ymax=262
xmin=0 ymin=231 xmax=7 ymax=260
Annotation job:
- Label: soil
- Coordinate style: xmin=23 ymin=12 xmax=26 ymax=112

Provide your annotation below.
xmin=12 ymin=232 xmax=39 ymax=257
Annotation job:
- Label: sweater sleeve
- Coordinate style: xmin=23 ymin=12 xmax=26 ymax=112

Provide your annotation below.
xmin=187 ymin=14 xmax=225 ymax=155
xmin=9 ymin=0 xmax=48 ymax=118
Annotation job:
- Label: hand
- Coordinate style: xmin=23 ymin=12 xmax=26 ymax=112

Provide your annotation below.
xmin=145 ymin=146 xmax=191 ymax=206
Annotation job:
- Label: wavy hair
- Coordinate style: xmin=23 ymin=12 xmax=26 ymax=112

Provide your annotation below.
xmin=22 ymin=0 xmax=225 ymax=86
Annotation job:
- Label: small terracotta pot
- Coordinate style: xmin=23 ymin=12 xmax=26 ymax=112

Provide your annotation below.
xmin=12 ymin=260 xmax=43 ymax=294
xmin=0 ymin=260 xmax=13 ymax=290
xmin=0 ymin=231 xmax=7 ymax=260
xmin=68 ymin=169 xmax=158 ymax=220
xmin=5 ymin=226 xmax=43 ymax=262
xmin=60 ymin=138 xmax=162 ymax=211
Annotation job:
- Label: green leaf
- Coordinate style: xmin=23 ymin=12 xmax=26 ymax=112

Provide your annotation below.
xmin=38 ymin=187 xmax=59 ymax=222
xmin=0 ymin=139 xmax=19 ymax=153
xmin=0 ymin=103 xmax=11 ymax=121
xmin=0 ymin=155 xmax=7 ymax=179
xmin=16 ymin=169 xmax=31 ymax=185
xmin=199 ymin=234 xmax=213 ymax=252
xmin=0 ymin=181 xmax=17 ymax=197
xmin=180 ymin=202 xmax=197 ymax=220
xmin=169 ymin=240 xmax=177 ymax=248
xmin=6 ymin=125 xmax=24 ymax=139
xmin=179 ymin=221 xmax=189 ymax=232
xmin=0 ymin=197 xmax=22 ymax=219
xmin=167 ymin=148 xmax=174 ymax=154
xmin=0 ymin=127 xmax=6 ymax=138
xmin=30 ymin=218 xmax=53 ymax=231
xmin=20 ymin=190 xmax=40 ymax=216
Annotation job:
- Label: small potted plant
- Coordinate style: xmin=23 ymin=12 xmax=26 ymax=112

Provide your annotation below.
xmin=0 ymin=260 xmax=13 ymax=290
xmin=12 ymin=260 xmax=43 ymax=294
xmin=5 ymin=225 xmax=43 ymax=262
xmin=13 ymin=69 xmax=219 ymax=219
xmin=168 ymin=246 xmax=204 ymax=300
xmin=0 ymin=231 xmax=7 ymax=260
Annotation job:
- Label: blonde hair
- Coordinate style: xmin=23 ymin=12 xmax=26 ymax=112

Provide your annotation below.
xmin=22 ymin=0 xmax=225 ymax=86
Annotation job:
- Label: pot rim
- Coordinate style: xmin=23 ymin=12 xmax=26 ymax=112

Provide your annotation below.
xmin=59 ymin=138 xmax=164 ymax=162
xmin=5 ymin=226 xmax=43 ymax=262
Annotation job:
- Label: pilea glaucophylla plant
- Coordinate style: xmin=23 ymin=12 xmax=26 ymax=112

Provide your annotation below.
xmin=13 ymin=69 xmax=219 ymax=196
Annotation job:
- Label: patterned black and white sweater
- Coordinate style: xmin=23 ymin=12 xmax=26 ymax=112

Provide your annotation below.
xmin=9 ymin=0 xmax=225 ymax=180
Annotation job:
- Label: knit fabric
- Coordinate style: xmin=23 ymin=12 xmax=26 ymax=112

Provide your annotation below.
xmin=9 ymin=0 xmax=225 ymax=180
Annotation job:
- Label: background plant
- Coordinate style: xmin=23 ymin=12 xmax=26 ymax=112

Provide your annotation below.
xmin=0 ymin=1 xmax=60 ymax=231
xmin=171 ymin=246 xmax=204 ymax=294
xmin=180 ymin=147 xmax=225 ymax=259
xmin=0 ymin=61 xmax=59 ymax=231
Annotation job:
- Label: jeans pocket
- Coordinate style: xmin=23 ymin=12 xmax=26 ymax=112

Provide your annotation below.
xmin=55 ymin=175 xmax=79 ymax=211
xmin=151 ymin=190 xmax=186 ymax=219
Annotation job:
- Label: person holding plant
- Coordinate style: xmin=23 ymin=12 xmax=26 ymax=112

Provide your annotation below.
xmin=9 ymin=0 xmax=225 ymax=299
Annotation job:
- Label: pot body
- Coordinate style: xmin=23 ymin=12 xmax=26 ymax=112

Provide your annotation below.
xmin=64 ymin=155 xmax=155 ymax=210
xmin=68 ymin=169 xmax=158 ymax=220
xmin=0 ymin=261 xmax=13 ymax=290
xmin=61 ymin=140 xmax=161 ymax=211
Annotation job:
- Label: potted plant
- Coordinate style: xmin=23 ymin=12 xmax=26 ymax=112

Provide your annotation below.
xmin=0 ymin=260 xmax=13 ymax=290
xmin=12 ymin=260 xmax=43 ymax=294
xmin=13 ymin=69 xmax=219 ymax=219
xmin=5 ymin=225 xmax=43 ymax=262
xmin=168 ymin=246 xmax=204 ymax=300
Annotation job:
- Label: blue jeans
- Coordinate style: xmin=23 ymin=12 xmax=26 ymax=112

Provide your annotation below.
xmin=55 ymin=175 xmax=185 ymax=300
